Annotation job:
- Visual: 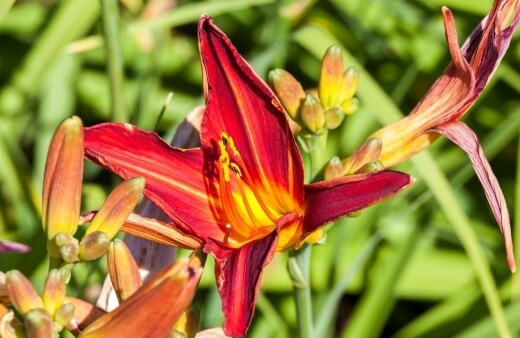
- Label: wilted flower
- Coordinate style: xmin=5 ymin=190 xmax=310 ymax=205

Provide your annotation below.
xmin=360 ymin=0 xmax=520 ymax=271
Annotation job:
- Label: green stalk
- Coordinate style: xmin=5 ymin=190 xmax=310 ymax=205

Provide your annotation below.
xmin=512 ymin=117 xmax=520 ymax=300
xmin=289 ymin=132 xmax=328 ymax=338
xmin=101 ymin=0 xmax=126 ymax=122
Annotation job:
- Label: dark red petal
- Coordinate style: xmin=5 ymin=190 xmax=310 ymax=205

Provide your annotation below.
xmin=83 ymin=123 xmax=226 ymax=242
xmin=302 ymin=171 xmax=412 ymax=236
xmin=204 ymin=223 xmax=282 ymax=337
xmin=197 ymin=15 xmax=304 ymax=204
xmin=434 ymin=121 xmax=515 ymax=272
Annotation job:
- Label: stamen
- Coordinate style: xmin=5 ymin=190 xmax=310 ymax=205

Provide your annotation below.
xmin=223 ymin=223 xmax=232 ymax=244
xmin=229 ymin=153 xmax=279 ymax=223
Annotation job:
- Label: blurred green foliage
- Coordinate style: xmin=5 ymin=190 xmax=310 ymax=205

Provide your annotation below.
xmin=1 ymin=0 xmax=519 ymax=337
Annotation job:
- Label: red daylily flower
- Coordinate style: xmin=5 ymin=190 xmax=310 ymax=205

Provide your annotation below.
xmin=369 ymin=0 xmax=520 ymax=271
xmin=83 ymin=15 xmax=412 ymax=337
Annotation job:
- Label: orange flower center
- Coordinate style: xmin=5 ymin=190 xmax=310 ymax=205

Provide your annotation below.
xmin=217 ymin=132 xmax=299 ymax=248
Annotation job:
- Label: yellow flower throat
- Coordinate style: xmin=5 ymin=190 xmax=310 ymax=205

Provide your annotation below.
xmin=217 ymin=132 xmax=281 ymax=246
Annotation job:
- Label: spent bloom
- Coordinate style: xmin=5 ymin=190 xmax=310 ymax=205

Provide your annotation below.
xmin=82 ymin=15 xmax=413 ymax=337
xmin=357 ymin=0 xmax=520 ymax=271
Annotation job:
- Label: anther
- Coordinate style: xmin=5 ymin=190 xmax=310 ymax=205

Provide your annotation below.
xmin=230 ymin=163 xmax=242 ymax=177
xmin=223 ymin=224 xmax=232 ymax=244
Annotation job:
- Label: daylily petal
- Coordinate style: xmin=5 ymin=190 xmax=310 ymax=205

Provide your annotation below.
xmin=433 ymin=121 xmax=515 ymax=272
xmin=0 ymin=240 xmax=30 ymax=254
xmin=198 ymin=15 xmax=304 ymax=205
xmin=204 ymin=223 xmax=280 ymax=338
xmin=65 ymin=297 xmax=106 ymax=335
xmin=121 ymin=213 xmax=202 ymax=250
xmin=83 ymin=123 xmax=225 ymax=241
xmin=78 ymin=256 xmax=203 ymax=338
xmin=302 ymin=171 xmax=413 ymax=237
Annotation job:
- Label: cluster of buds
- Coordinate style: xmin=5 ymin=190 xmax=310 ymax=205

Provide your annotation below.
xmin=325 ymin=138 xmax=384 ymax=180
xmin=0 ymin=250 xmax=203 ymax=337
xmin=270 ymin=45 xmax=359 ymax=135
xmin=42 ymin=116 xmax=145 ymax=271
xmin=0 ymin=270 xmax=73 ymax=337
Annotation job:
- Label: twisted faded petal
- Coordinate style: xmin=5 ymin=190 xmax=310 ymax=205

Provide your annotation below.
xmin=434 ymin=121 xmax=515 ymax=272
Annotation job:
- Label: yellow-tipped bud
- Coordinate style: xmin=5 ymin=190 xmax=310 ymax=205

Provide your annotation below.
xmin=341 ymin=97 xmax=360 ymax=115
xmin=78 ymin=231 xmax=111 ymax=261
xmin=42 ymin=270 xmax=65 ymax=317
xmin=60 ymin=243 xmax=79 ymax=263
xmin=338 ymin=68 xmax=359 ymax=106
xmin=24 ymin=308 xmax=53 ymax=338
xmin=107 ymin=239 xmax=142 ymax=303
xmin=269 ymin=68 xmax=306 ymax=120
xmin=324 ymin=156 xmax=344 ymax=180
xmin=42 ymin=116 xmax=84 ymax=255
xmin=300 ymin=93 xmax=325 ymax=133
xmin=54 ymin=302 xmax=75 ymax=331
xmin=174 ymin=306 xmax=200 ymax=338
xmin=343 ymin=138 xmax=382 ymax=175
xmin=319 ymin=45 xmax=344 ymax=109
xmin=324 ymin=108 xmax=345 ymax=130
xmin=354 ymin=161 xmax=384 ymax=174
xmin=85 ymin=177 xmax=145 ymax=240
xmin=5 ymin=270 xmax=43 ymax=315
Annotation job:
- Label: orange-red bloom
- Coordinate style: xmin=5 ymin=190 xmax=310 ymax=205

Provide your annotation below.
xmin=83 ymin=15 xmax=412 ymax=337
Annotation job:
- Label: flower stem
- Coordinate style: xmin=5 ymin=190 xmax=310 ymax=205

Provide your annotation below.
xmin=102 ymin=0 xmax=126 ymax=122
xmin=289 ymin=131 xmax=328 ymax=338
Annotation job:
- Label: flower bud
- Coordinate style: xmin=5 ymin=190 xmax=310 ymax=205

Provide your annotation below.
xmin=5 ymin=270 xmax=43 ymax=315
xmin=59 ymin=242 xmax=79 ymax=263
xmin=341 ymin=97 xmax=360 ymax=115
xmin=174 ymin=306 xmax=200 ymax=338
xmin=269 ymin=69 xmax=305 ymax=120
xmin=324 ymin=108 xmax=345 ymax=130
xmin=42 ymin=117 xmax=84 ymax=254
xmin=300 ymin=93 xmax=325 ymax=133
xmin=354 ymin=161 xmax=384 ymax=174
xmin=324 ymin=156 xmax=344 ymax=180
xmin=319 ymin=45 xmax=344 ymax=110
xmin=24 ymin=308 xmax=53 ymax=338
xmin=54 ymin=302 xmax=75 ymax=331
xmin=338 ymin=68 xmax=359 ymax=107
xmin=107 ymin=239 xmax=142 ymax=303
xmin=42 ymin=270 xmax=65 ymax=316
xmin=343 ymin=138 xmax=382 ymax=174
xmin=78 ymin=231 xmax=111 ymax=261
xmin=85 ymin=177 xmax=145 ymax=240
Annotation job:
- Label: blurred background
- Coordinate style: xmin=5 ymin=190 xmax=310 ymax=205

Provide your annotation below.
xmin=0 ymin=0 xmax=519 ymax=337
